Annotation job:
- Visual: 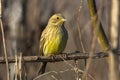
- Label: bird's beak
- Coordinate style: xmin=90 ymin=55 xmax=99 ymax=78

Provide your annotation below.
xmin=62 ymin=18 xmax=67 ymax=22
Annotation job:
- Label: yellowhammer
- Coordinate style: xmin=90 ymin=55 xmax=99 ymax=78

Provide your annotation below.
xmin=39 ymin=13 xmax=68 ymax=74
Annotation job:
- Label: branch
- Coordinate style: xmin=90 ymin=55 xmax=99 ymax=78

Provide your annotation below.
xmin=0 ymin=51 xmax=109 ymax=64
xmin=88 ymin=0 xmax=110 ymax=51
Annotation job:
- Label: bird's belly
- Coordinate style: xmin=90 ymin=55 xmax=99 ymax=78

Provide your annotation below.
xmin=44 ymin=34 xmax=65 ymax=56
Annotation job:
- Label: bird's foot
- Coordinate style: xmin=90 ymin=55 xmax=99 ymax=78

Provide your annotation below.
xmin=50 ymin=55 xmax=56 ymax=60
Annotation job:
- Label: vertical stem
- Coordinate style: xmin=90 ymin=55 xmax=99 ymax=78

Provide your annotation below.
xmin=0 ymin=0 xmax=10 ymax=80
xmin=109 ymin=0 xmax=120 ymax=80
xmin=110 ymin=0 xmax=119 ymax=49
xmin=88 ymin=0 xmax=110 ymax=51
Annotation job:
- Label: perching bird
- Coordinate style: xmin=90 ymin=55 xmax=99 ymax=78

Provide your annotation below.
xmin=39 ymin=13 xmax=68 ymax=74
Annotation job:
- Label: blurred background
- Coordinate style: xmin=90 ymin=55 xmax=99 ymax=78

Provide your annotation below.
xmin=0 ymin=0 xmax=119 ymax=80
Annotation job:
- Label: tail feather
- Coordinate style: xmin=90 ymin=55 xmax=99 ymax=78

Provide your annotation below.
xmin=38 ymin=62 xmax=47 ymax=74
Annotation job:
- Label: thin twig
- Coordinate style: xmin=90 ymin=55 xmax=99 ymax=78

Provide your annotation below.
xmin=0 ymin=0 xmax=10 ymax=80
xmin=33 ymin=71 xmax=59 ymax=80
xmin=59 ymin=55 xmax=95 ymax=80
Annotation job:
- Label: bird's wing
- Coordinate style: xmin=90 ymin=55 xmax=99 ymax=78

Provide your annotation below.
xmin=39 ymin=29 xmax=47 ymax=56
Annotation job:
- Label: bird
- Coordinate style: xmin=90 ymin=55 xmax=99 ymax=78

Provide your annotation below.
xmin=38 ymin=13 xmax=68 ymax=74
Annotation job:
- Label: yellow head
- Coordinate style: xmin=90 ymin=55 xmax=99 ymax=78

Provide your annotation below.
xmin=48 ymin=14 xmax=66 ymax=26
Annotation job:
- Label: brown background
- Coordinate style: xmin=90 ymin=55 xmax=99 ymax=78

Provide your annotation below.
xmin=0 ymin=0 xmax=118 ymax=80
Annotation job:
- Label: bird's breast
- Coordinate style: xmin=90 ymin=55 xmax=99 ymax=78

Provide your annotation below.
xmin=43 ymin=27 xmax=67 ymax=56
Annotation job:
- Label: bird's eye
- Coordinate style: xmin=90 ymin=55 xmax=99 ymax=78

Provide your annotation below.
xmin=57 ymin=17 xmax=59 ymax=19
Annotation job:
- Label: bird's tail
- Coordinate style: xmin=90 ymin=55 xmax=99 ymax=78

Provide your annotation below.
xmin=38 ymin=62 xmax=47 ymax=74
